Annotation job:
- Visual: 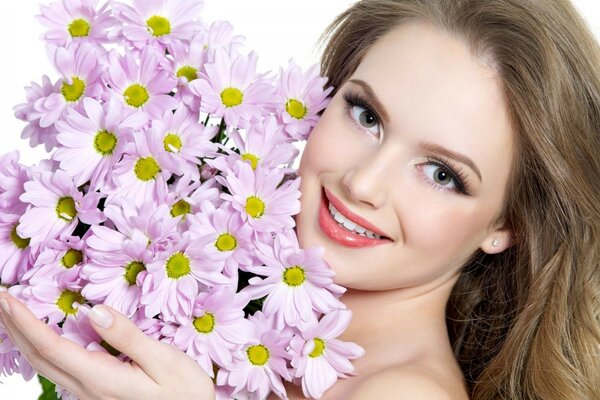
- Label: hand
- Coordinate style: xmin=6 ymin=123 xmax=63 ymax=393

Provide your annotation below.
xmin=0 ymin=290 xmax=215 ymax=400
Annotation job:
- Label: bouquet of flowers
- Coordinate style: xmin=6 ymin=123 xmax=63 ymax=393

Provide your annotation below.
xmin=0 ymin=1 xmax=365 ymax=399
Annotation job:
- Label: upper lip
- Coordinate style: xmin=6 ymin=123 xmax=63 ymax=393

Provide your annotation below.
xmin=324 ymin=188 xmax=392 ymax=239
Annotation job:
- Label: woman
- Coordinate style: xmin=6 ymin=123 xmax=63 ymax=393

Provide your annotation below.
xmin=1 ymin=0 xmax=599 ymax=398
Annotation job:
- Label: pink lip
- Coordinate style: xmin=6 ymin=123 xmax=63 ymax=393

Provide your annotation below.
xmin=318 ymin=188 xmax=392 ymax=248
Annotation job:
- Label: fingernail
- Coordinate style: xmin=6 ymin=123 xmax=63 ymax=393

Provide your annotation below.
xmin=89 ymin=305 xmax=113 ymax=329
xmin=0 ymin=299 xmax=11 ymax=317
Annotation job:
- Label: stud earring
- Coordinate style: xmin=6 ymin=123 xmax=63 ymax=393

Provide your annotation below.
xmin=492 ymin=239 xmax=500 ymax=247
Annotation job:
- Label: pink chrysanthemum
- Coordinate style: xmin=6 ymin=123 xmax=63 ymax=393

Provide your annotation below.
xmin=105 ymin=47 xmax=178 ymax=118
xmin=171 ymin=285 xmax=253 ymax=377
xmin=13 ymin=76 xmax=61 ymax=151
xmin=29 ymin=42 xmax=106 ymax=129
xmin=0 ymin=213 xmax=34 ymax=285
xmin=163 ymin=177 xmax=221 ymax=226
xmin=21 ymin=235 xmax=87 ymax=288
xmin=0 ymin=327 xmax=35 ymax=381
xmin=290 ymin=310 xmax=365 ymax=399
xmin=112 ymin=0 xmax=204 ymax=51
xmin=148 ymin=106 xmax=218 ymax=180
xmin=140 ymin=232 xmax=230 ymax=322
xmin=192 ymin=20 xmax=245 ymax=64
xmin=243 ymin=230 xmax=346 ymax=329
xmin=105 ymin=130 xmax=172 ymax=208
xmin=18 ymin=169 xmax=104 ymax=250
xmin=273 ymin=61 xmax=333 ymax=141
xmin=216 ymin=311 xmax=292 ymax=400
xmin=37 ymin=0 xmax=117 ymax=46
xmin=209 ymin=116 xmax=298 ymax=174
xmin=0 ymin=151 xmax=30 ymax=214
xmin=187 ymin=201 xmax=254 ymax=285
xmin=218 ymin=161 xmax=301 ymax=233
xmin=82 ymin=223 xmax=152 ymax=318
xmin=189 ymin=49 xmax=273 ymax=129
xmin=53 ymin=98 xmax=149 ymax=191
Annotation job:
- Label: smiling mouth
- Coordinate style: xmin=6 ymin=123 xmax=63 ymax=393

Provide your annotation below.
xmin=321 ymin=188 xmax=392 ymax=243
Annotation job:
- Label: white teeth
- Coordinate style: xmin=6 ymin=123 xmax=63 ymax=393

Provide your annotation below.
xmin=328 ymin=202 xmax=383 ymax=239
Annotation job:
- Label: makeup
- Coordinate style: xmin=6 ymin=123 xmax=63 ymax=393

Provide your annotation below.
xmin=318 ymin=188 xmax=392 ymax=248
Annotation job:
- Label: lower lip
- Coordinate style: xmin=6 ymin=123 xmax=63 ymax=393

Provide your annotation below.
xmin=318 ymin=189 xmax=391 ymax=248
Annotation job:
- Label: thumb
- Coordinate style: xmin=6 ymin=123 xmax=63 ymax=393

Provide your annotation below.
xmin=87 ymin=304 xmax=180 ymax=383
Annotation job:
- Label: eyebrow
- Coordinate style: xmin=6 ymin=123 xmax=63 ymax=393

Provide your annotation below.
xmin=419 ymin=141 xmax=483 ymax=182
xmin=348 ymin=79 xmax=482 ymax=183
xmin=347 ymin=79 xmax=391 ymax=123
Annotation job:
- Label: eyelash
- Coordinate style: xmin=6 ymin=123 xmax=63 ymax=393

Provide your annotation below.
xmin=341 ymin=89 xmax=471 ymax=196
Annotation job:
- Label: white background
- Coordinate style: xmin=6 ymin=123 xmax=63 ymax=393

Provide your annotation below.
xmin=0 ymin=0 xmax=598 ymax=398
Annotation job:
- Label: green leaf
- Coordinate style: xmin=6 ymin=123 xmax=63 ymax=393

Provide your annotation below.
xmin=38 ymin=375 xmax=59 ymax=400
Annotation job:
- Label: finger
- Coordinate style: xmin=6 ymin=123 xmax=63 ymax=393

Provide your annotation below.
xmin=0 ymin=310 xmax=86 ymax=398
xmin=87 ymin=304 xmax=195 ymax=383
xmin=0 ymin=294 xmax=159 ymax=399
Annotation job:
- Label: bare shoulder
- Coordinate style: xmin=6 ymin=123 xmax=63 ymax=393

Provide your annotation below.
xmin=347 ymin=366 xmax=468 ymax=400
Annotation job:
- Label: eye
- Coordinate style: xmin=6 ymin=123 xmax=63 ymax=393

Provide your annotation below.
xmin=422 ymin=164 xmax=457 ymax=190
xmin=350 ymin=105 xmax=381 ymax=135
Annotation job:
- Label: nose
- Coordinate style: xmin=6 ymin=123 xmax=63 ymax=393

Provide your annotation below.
xmin=342 ymin=156 xmax=388 ymax=209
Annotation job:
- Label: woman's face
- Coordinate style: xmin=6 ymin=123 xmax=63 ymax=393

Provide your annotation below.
xmin=296 ymin=21 xmax=514 ymax=290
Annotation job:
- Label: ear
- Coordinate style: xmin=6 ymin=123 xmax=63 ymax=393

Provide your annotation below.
xmin=480 ymin=227 xmax=513 ymax=254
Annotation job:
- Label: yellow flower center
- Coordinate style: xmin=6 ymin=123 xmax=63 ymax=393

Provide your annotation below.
xmin=309 ymin=338 xmax=326 ymax=358
xmin=283 ymin=265 xmax=305 ymax=287
xmin=241 ymin=153 xmax=260 ymax=170
xmin=61 ymin=249 xmax=83 ymax=269
xmin=193 ymin=312 xmax=215 ymax=334
xmin=245 ymin=196 xmax=265 ymax=219
xmin=285 ymin=98 xmax=308 ymax=120
xmin=146 ymin=15 xmax=171 ymax=37
xmin=56 ymin=196 xmax=77 ymax=221
xmin=134 ymin=157 xmax=160 ymax=181
xmin=247 ymin=344 xmax=270 ymax=366
xmin=165 ymin=252 xmax=191 ymax=279
xmin=176 ymin=65 xmax=198 ymax=82
xmin=61 ymin=76 xmax=86 ymax=102
xmin=68 ymin=18 xmax=91 ymax=38
xmin=124 ymin=261 xmax=146 ymax=286
xmin=94 ymin=130 xmax=117 ymax=156
xmin=123 ymin=84 xmax=150 ymax=108
xmin=170 ymin=199 xmax=191 ymax=218
xmin=215 ymin=233 xmax=237 ymax=252
xmin=10 ymin=224 xmax=30 ymax=250
xmin=163 ymin=133 xmax=182 ymax=153
xmin=220 ymin=87 xmax=243 ymax=107
xmin=56 ymin=289 xmax=85 ymax=316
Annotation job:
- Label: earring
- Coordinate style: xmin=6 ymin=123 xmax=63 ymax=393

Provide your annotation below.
xmin=492 ymin=239 xmax=500 ymax=247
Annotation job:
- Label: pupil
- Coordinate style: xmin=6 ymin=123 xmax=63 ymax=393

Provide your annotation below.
xmin=436 ymin=169 xmax=450 ymax=184
xmin=361 ymin=111 xmax=376 ymax=127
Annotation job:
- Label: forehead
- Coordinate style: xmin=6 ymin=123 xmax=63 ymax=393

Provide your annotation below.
xmin=349 ymin=21 xmax=513 ymax=185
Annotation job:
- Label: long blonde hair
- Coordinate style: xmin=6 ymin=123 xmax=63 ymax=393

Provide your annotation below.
xmin=320 ymin=1 xmax=600 ymax=398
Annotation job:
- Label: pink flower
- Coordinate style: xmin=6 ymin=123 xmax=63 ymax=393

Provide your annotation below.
xmin=189 ymin=50 xmax=273 ymax=129
xmin=112 ymin=0 xmax=204 ymax=51
xmin=0 ymin=327 xmax=35 ymax=381
xmin=171 ymin=285 xmax=253 ymax=377
xmin=209 ymin=116 xmax=298 ymax=174
xmin=0 ymin=213 xmax=34 ymax=285
xmin=18 ymin=170 xmax=104 ymax=250
xmin=0 ymin=151 xmax=30 ymax=214
xmin=13 ymin=76 xmax=61 ymax=151
xmin=105 ymin=130 xmax=171 ymax=208
xmin=53 ymin=98 xmax=149 ymax=191
xmin=273 ymin=61 xmax=333 ymax=141
xmin=290 ymin=310 xmax=365 ymax=399
xmin=164 ymin=177 xmax=221 ymax=225
xmin=105 ymin=47 xmax=178 ymax=118
xmin=243 ymin=230 xmax=346 ymax=329
xmin=37 ymin=0 xmax=117 ymax=46
xmin=30 ymin=42 xmax=106 ymax=128
xmin=21 ymin=235 xmax=87 ymax=288
xmin=218 ymin=161 xmax=301 ymax=233
xmin=217 ymin=311 xmax=292 ymax=400
xmin=140 ymin=232 xmax=230 ymax=322
xmin=192 ymin=20 xmax=244 ymax=64
xmin=82 ymin=223 xmax=151 ymax=318
xmin=149 ymin=106 xmax=218 ymax=180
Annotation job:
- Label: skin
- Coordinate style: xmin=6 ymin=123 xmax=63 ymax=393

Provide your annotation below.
xmin=0 ymin=21 xmax=514 ymax=400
